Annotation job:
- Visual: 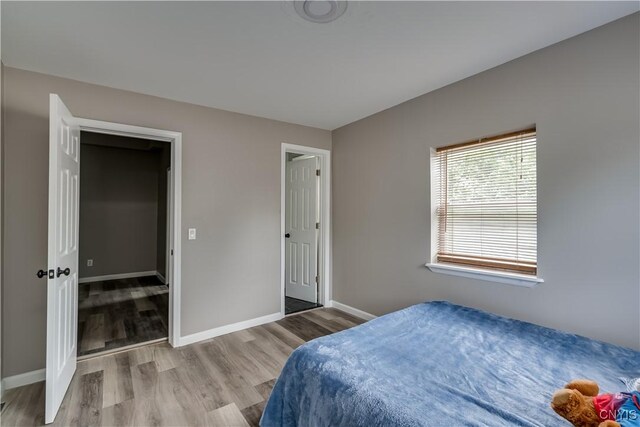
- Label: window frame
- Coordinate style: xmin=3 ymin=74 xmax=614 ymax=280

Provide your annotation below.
xmin=426 ymin=129 xmax=543 ymax=288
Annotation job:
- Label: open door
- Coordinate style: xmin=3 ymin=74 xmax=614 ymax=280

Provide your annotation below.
xmin=285 ymin=156 xmax=318 ymax=303
xmin=45 ymin=94 xmax=80 ymax=424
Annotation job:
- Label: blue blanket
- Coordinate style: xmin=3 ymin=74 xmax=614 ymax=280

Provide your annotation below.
xmin=261 ymin=301 xmax=640 ymax=426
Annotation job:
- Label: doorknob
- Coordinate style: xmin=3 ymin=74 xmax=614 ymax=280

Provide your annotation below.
xmin=285 ymin=233 xmax=291 ymax=238
xmin=37 ymin=269 xmax=54 ymax=279
xmin=56 ymin=267 xmax=71 ymax=278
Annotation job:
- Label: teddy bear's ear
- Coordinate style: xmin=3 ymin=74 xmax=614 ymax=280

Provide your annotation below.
xmin=564 ymin=379 xmax=599 ymax=397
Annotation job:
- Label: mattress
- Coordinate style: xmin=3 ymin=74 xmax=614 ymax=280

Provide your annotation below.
xmin=260 ymin=301 xmax=640 ymax=426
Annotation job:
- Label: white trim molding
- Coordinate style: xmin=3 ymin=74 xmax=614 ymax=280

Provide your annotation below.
xmin=280 ymin=143 xmax=332 ymax=316
xmin=76 ymin=118 xmax=182 ymax=347
xmin=328 ymin=300 xmax=377 ymax=321
xmin=2 ymin=369 xmax=46 ymax=391
xmin=78 ymin=271 xmax=157 ymax=284
xmin=426 ymin=263 xmax=544 ymax=288
xmin=177 ymin=312 xmax=283 ymax=347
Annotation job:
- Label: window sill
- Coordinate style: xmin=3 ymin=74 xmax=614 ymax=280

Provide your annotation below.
xmin=425 ymin=263 xmax=544 ymax=288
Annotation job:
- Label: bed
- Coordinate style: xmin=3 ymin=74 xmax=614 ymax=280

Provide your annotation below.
xmin=260 ymin=301 xmax=640 ymax=426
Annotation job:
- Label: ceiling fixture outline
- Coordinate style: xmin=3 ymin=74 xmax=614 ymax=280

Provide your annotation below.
xmin=293 ymin=0 xmax=348 ymax=24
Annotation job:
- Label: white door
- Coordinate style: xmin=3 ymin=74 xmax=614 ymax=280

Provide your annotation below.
xmin=45 ymin=94 xmax=80 ymax=424
xmin=285 ymin=156 xmax=318 ymax=303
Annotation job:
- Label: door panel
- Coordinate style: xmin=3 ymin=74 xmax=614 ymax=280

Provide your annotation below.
xmin=285 ymin=157 xmax=318 ymax=303
xmin=46 ymin=94 xmax=79 ymax=424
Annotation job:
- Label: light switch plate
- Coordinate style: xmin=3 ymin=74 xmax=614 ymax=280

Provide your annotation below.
xmin=188 ymin=228 xmax=197 ymax=240
xmin=87 ymin=259 xmax=93 ymax=267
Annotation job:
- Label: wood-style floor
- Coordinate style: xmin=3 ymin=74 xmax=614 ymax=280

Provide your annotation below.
xmin=1 ymin=308 xmax=364 ymax=426
xmin=78 ymin=276 xmax=169 ymax=357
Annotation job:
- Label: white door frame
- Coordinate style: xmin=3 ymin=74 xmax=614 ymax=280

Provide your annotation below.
xmin=166 ymin=168 xmax=172 ymax=286
xmin=281 ymin=143 xmax=331 ymax=316
xmin=76 ymin=118 xmax=182 ymax=346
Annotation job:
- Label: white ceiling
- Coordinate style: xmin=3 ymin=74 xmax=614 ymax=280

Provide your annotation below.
xmin=2 ymin=1 xmax=638 ymax=130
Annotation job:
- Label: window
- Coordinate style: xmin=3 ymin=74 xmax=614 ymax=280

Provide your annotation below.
xmin=432 ymin=128 xmax=537 ymax=276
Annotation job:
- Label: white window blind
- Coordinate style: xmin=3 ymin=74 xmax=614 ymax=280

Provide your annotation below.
xmin=434 ymin=128 xmax=537 ymax=275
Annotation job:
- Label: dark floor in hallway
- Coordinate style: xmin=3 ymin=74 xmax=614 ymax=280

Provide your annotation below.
xmin=285 ymin=296 xmax=322 ymax=315
xmin=78 ymin=276 xmax=169 ymax=357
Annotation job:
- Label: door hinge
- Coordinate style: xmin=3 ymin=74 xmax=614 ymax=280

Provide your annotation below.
xmin=316 ymin=222 xmax=319 ymax=229
xmin=316 ymin=169 xmax=320 ymax=176
xmin=315 ymin=275 xmax=319 ymax=283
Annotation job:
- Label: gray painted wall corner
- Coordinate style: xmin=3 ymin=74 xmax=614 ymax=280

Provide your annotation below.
xmin=331 ymin=13 xmax=640 ymax=350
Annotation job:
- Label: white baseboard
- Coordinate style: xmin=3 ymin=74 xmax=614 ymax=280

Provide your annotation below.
xmin=178 ymin=312 xmax=283 ymax=347
xmin=1 ymin=305 xmax=368 ymax=392
xmin=328 ymin=300 xmax=377 ymax=321
xmin=2 ymin=368 xmax=45 ymax=391
xmin=156 ymin=271 xmax=167 ymax=284
xmin=79 ymin=270 xmax=157 ymax=284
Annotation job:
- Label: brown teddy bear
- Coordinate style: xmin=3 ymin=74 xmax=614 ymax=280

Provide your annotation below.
xmin=551 ymin=379 xmax=639 ymax=427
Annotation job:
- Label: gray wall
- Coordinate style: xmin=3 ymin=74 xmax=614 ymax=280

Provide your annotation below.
xmin=332 ymin=13 xmax=640 ymax=350
xmin=2 ymin=69 xmax=330 ymax=376
xmin=79 ymin=137 xmax=162 ymax=278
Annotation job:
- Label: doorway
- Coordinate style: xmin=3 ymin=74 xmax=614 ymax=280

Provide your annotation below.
xmin=281 ymin=144 xmax=331 ymax=316
xmin=77 ymin=131 xmax=171 ymax=358
xmin=45 ymin=94 xmax=183 ymax=424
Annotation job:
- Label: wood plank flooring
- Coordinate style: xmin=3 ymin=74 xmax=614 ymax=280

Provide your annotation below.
xmin=78 ymin=276 xmax=169 ymax=357
xmin=1 ymin=308 xmax=364 ymax=426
